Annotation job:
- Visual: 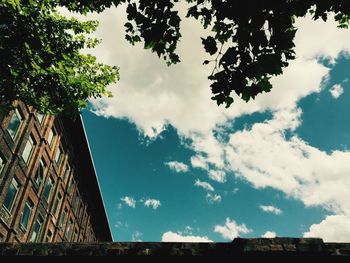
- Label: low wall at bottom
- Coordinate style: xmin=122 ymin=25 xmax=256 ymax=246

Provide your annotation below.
xmin=0 ymin=238 xmax=349 ymax=257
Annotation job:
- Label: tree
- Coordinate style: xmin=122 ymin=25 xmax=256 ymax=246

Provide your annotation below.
xmin=0 ymin=0 xmax=119 ymax=116
xmin=119 ymin=0 xmax=350 ymax=108
xmin=1 ymin=1 xmax=350 ymax=115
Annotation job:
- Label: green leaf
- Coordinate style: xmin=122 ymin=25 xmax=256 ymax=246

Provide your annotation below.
xmin=201 ymin=36 xmax=218 ymax=55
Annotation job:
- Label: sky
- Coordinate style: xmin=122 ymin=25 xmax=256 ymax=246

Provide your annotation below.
xmin=62 ymin=5 xmax=350 ymax=242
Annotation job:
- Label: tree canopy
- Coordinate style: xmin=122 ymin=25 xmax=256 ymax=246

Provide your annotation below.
xmin=0 ymin=0 xmax=119 ymax=116
xmin=1 ymin=0 xmax=350 ymax=115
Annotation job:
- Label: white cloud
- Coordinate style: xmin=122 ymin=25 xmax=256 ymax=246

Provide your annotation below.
xmin=214 ymin=218 xmax=252 ymax=240
xmin=190 ymin=155 xmax=208 ymax=170
xmin=132 ymin=231 xmax=143 ymax=242
xmin=259 ymin=205 xmax=283 ymax=215
xmin=304 ymin=215 xmax=350 ymax=242
xmin=143 ymin=198 xmax=161 ymax=210
xmin=262 ymin=231 xmax=277 ymax=238
xmin=294 ymin=16 xmax=350 ymax=63
xmin=165 ymin=161 xmax=189 ymax=173
xmin=120 ymin=196 xmax=136 ymax=208
xmin=329 ymin=84 xmax=344 ymax=99
xmin=62 ymin=8 xmax=350 ymax=241
xmin=208 ymin=170 xmax=226 ymax=183
xmin=225 ymin=109 xmax=350 ymax=215
xmin=206 ymin=193 xmax=222 ymax=204
xmin=194 ymin=179 xmax=214 ymax=192
xmin=161 ymin=231 xmax=213 ymax=242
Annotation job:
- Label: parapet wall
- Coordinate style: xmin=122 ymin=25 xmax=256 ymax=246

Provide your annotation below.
xmin=0 ymin=238 xmax=349 ymax=257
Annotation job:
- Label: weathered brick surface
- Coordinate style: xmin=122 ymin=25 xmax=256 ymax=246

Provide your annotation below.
xmin=0 ymin=238 xmax=349 ymax=257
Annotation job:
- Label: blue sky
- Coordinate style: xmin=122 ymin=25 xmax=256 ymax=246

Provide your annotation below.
xmin=62 ymin=5 xmax=350 ymax=242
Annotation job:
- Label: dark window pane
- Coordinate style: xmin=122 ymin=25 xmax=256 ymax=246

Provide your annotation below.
xmin=29 ymin=215 xmax=43 ymax=242
xmin=43 ymin=178 xmax=53 ymax=202
xmin=7 ymin=109 xmax=21 ymax=140
xmin=20 ymin=199 xmax=33 ymax=230
xmin=34 ymin=160 xmax=45 ymax=187
xmin=52 ymin=193 xmax=62 ymax=216
xmin=3 ymin=178 xmax=19 ymax=212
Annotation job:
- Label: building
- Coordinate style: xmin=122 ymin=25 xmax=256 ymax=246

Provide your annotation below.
xmin=0 ymin=101 xmax=112 ymax=242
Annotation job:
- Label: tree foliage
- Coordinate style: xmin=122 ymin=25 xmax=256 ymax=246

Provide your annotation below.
xmin=0 ymin=0 xmax=119 ymax=116
xmin=120 ymin=0 xmax=350 ymax=108
xmin=1 ymin=1 xmax=350 ymax=115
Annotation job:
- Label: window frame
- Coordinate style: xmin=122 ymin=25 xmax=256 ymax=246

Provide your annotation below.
xmin=22 ymin=135 xmax=35 ymax=164
xmin=43 ymin=177 xmax=53 ymax=203
xmin=29 ymin=214 xmax=44 ymax=242
xmin=0 ymin=155 xmax=5 ymax=175
xmin=59 ymin=207 xmax=67 ymax=229
xmin=7 ymin=108 xmax=22 ymax=140
xmin=65 ymin=219 xmax=73 ymax=240
xmin=34 ymin=159 xmax=46 ymax=188
xmin=54 ymin=146 xmax=62 ymax=164
xmin=52 ymin=192 xmax=62 ymax=217
xmin=37 ymin=112 xmax=45 ymax=125
xmin=47 ymin=128 xmax=55 ymax=147
xmin=19 ymin=198 xmax=34 ymax=231
xmin=2 ymin=177 xmax=20 ymax=213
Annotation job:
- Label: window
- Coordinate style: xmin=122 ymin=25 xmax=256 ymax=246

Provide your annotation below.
xmin=72 ymin=228 xmax=78 ymax=242
xmin=78 ymin=205 xmax=83 ymax=223
xmin=65 ymin=219 xmax=73 ymax=240
xmin=37 ymin=113 xmax=45 ymax=124
xmin=22 ymin=135 xmax=35 ymax=164
xmin=0 ymin=155 xmax=4 ymax=174
xmin=54 ymin=147 xmax=62 ymax=164
xmin=20 ymin=198 xmax=33 ymax=231
xmin=63 ymin=163 xmax=70 ymax=181
xmin=43 ymin=177 xmax=53 ymax=202
xmin=52 ymin=192 xmax=62 ymax=216
xmin=48 ymin=129 xmax=55 ymax=147
xmin=72 ymin=191 xmax=78 ymax=210
xmin=45 ymin=230 xmax=52 ymax=242
xmin=34 ymin=159 xmax=46 ymax=187
xmin=3 ymin=178 xmax=19 ymax=212
xmin=29 ymin=215 xmax=43 ymax=242
xmin=7 ymin=109 xmax=22 ymax=140
xmin=59 ymin=208 xmax=67 ymax=229
xmin=67 ymin=180 xmax=74 ymax=195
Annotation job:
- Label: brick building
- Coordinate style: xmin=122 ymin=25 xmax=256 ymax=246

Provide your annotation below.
xmin=0 ymin=101 xmax=112 ymax=242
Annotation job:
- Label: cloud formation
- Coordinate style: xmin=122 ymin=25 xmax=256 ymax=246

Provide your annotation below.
xmin=120 ymin=196 xmax=136 ymax=208
xmin=259 ymin=205 xmax=283 ymax=215
xmin=194 ymin=179 xmax=214 ymax=192
xmin=62 ymin=7 xmax=350 ymax=241
xmin=206 ymin=193 xmax=222 ymax=204
xmin=304 ymin=215 xmax=350 ymax=242
xmin=329 ymin=84 xmax=344 ymax=99
xmin=214 ymin=218 xmax=252 ymax=240
xmin=143 ymin=199 xmax=161 ymax=210
xmin=161 ymin=231 xmax=213 ymax=242
xmin=165 ymin=161 xmax=189 ymax=173
xmin=262 ymin=231 xmax=277 ymax=238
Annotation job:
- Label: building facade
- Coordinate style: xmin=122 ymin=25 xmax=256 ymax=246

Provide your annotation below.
xmin=0 ymin=101 xmax=112 ymax=242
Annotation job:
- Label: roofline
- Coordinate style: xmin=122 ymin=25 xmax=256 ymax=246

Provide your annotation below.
xmin=78 ymin=115 xmax=113 ymax=240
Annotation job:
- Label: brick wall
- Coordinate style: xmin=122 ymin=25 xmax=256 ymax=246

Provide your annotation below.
xmin=0 ymin=101 xmax=110 ymax=242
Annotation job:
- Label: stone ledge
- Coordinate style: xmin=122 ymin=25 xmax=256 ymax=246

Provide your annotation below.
xmin=0 ymin=238 xmax=349 ymax=257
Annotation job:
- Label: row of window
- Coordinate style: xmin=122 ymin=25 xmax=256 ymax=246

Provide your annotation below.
xmin=1 ymin=107 xmax=95 ymax=242
xmin=2 ymin=176 xmax=90 ymax=242
xmin=2 ymin=177 xmax=43 ymax=242
xmin=6 ymin=108 xmax=60 ymax=166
